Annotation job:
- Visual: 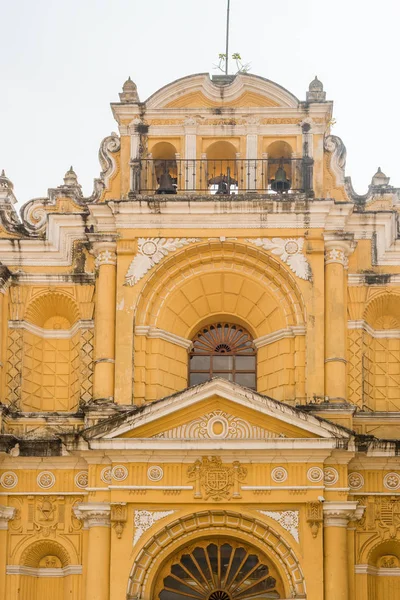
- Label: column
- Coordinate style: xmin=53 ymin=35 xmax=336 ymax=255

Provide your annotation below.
xmin=246 ymin=119 xmax=258 ymax=191
xmin=0 ymin=267 xmax=11 ymax=398
xmin=324 ymin=236 xmax=355 ymax=402
xmin=0 ymin=505 xmax=15 ymax=599
xmin=74 ymin=503 xmax=111 ymax=600
xmin=184 ymin=117 xmax=197 ymax=192
xmin=93 ymin=240 xmax=117 ymax=402
xmin=323 ymin=501 xmax=361 ymax=600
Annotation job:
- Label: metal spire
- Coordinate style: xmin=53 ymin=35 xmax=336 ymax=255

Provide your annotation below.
xmin=225 ymin=0 xmax=230 ymax=74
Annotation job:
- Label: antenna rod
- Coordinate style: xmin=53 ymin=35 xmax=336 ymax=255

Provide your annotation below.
xmin=225 ymin=0 xmax=230 ymax=75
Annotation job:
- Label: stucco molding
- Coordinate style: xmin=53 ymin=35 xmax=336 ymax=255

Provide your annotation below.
xmin=8 ymin=319 xmax=94 ymax=339
xmin=125 ymin=238 xmax=200 ymax=286
xmin=253 ymin=326 xmax=306 ymax=349
xmin=324 ymin=135 xmax=347 ymax=187
xmin=355 ymin=564 xmax=400 ymax=576
xmin=133 ymin=509 xmax=175 ymax=546
xmin=348 ymin=320 xmax=400 ymax=339
xmin=258 ymin=510 xmax=299 ymax=542
xmin=143 ymin=73 xmax=300 ymax=110
xmin=134 ymin=326 xmax=192 ymax=350
xmin=6 ymin=565 xmax=83 ymax=577
xmin=246 ymin=237 xmax=311 ymax=280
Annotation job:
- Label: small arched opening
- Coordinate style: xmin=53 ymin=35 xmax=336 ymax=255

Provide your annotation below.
xmin=189 ymin=322 xmax=256 ymax=389
xmin=150 ymin=141 xmax=179 ymax=194
xmin=206 ymin=141 xmax=239 ymax=195
xmin=266 ymin=141 xmax=294 ymax=193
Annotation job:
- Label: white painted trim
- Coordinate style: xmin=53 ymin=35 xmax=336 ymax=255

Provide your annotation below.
xmin=135 ymin=326 xmax=192 ymax=349
xmin=87 ymin=438 xmax=349 ymax=452
xmin=351 ymin=492 xmax=400 ymax=496
xmin=355 ymin=564 xmax=400 ymax=577
xmin=8 ymin=319 xmax=94 ymax=339
xmin=0 ymin=491 xmax=88 ymax=496
xmin=6 ymin=565 xmax=82 ymax=577
xmin=348 ymin=320 xmax=400 ymax=339
xmin=96 ymin=379 xmax=350 ymax=441
xmin=108 ymin=485 xmax=193 ymax=490
xmin=254 ymin=326 xmax=306 ymax=348
xmin=242 ymin=485 xmax=324 ymax=491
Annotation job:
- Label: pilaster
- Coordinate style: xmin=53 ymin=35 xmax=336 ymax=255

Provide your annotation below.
xmin=323 ymin=501 xmax=364 ymax=600
xmin=0 ymin=505 xmax=15 ymax=599
xmin=324 ymin=235 xmax=356 ymax=402
xmin=74 ymin=503 xmax=111 ymax=600
xmin=92 ymin=239 xmax=117 ymax=402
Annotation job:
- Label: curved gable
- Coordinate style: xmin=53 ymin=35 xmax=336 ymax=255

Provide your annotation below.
xmin=145 ymin=73 xmax=299 ymax=109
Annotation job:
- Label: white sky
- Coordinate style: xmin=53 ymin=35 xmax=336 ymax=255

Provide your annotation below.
xmin=1 ymin=0 xmax=399 ymax=208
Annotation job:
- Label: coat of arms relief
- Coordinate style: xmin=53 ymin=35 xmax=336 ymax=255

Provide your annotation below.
xmin=188 ymin=456 xmax=247 ymax=501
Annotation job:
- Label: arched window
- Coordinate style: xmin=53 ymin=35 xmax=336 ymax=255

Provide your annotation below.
xmin=189 ymin=323 xmax=256 ymax=389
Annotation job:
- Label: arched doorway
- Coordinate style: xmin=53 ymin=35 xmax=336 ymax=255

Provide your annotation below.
xmin=155 ymin=538 xmax=284 ymax=600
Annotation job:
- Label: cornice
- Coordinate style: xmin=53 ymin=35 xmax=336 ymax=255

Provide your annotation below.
xmin=6 ymin=565 xmax=83 ymax=577
xmin=135 ymin=326 xmax=192 ymax=350
xmin=8 ymin=319 xmax=94 ymax=339
xmin=348 ymin=320 xmax=400 ymax=339
xmin=253 ymin=326 xmax=306 ymax=349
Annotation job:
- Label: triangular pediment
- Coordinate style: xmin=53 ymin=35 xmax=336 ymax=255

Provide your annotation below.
xmin=85 ymin=379 xmax=351 ymax=441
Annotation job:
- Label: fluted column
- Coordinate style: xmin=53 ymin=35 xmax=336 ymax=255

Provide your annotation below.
xmin=323 ymin=501 xmax=362 ymax=600
xmin=74 ymin=503 xmax=111 ymax=600
xmin=92 ymin=241 xmax=117 ymax=402
xmin=0 ymin=505 xmax=15 ymax=599
xmin=324 ymin=236 xmax=355 ymax=402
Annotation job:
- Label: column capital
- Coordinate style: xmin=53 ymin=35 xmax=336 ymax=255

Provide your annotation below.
xmin=90 ymin=239 xmax=117 ymax=268
xmin=324 ymin=234 xmax=356 ymax=266
xmin=73 ymin=502 xmax=111 ymax=528
xmin=323 ymin=501 xmax=364 ymax=528
xmin=0 ymin=505 xmax=16 ymax=530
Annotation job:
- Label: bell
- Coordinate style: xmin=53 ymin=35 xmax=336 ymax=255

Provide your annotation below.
xmin=156 ymin=172 xmax=177 ymax=194
xmin=216 ymin=177 xmax=229 ymax=195
xmin=270 ymin=166 xmax=291 ymax=192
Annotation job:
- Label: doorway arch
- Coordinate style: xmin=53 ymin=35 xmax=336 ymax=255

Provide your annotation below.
xmin=127 ymin=510 xmax=305 ymax=599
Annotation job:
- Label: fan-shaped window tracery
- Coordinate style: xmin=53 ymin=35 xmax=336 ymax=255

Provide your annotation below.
xmin=158 ymin=541 xmax=282 ymax=600
xmin=189 ymin=323 xmax=256 ymax=389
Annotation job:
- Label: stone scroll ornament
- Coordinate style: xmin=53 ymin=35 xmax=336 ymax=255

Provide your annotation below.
xmin=246 ymin=238 xmax=311 ymax=281
xmin=125 ymin=238 xmax=199 ymax=286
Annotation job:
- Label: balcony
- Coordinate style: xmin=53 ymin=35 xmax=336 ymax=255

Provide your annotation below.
xmin=131 ymin=157 xmax=314 ymax=196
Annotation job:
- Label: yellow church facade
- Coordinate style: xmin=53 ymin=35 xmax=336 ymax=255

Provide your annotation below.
xmin=0 ymin=71 xmax=400 ymax=600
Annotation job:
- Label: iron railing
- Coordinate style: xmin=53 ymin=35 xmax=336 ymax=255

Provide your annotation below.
xmin=131 ymin=157 xmax=313 ymax=195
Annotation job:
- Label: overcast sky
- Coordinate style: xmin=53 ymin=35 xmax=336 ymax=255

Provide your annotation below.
xmin=1 ymin=0 xmax=399 ymax=208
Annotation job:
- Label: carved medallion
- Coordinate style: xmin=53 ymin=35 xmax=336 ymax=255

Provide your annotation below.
xmin=0 ymin=471 xmax=18 ymax=489
xmin=187 ymin=456 xmax=247 ymax=501
xmin=37 ymin=471 xmax=55 ymax=489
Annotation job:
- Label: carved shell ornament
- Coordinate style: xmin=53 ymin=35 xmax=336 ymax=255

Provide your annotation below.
xmin=247 ymin=237 xmax=311 ymax=281
xmin=125 ymin=237 xmax=199 ymax=286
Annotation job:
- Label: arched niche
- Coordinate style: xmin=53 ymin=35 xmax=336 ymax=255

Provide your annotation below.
xmin=15 ymin=539 xmax=80 ymax=600
xmin=149 ymin=141 xmax=179 ymax=191
xmin=133 ymin=242 xmax=305 ymax=401
xmin=266 ymin=141 xmax=293 ymax=160
xmin=127 ymin=510 xmax=305 ymax=599
xmin=203 ymin=141 xmax=239 ymax=194
xmin=362 ymin=292 xmax=400 ymax=411
xmin=357 ymin=539 xmax=400 ymax=599
xmin=20 ymin=292 xmax=83 ymax=412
